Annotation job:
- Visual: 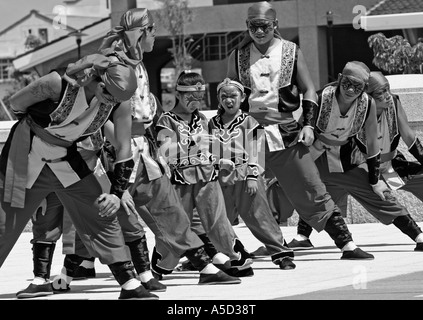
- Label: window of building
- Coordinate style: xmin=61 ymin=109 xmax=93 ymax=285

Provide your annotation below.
xmin=0 ymin=59 xmax=13 ymax=81
xmin=38 ymin=28 xmax=48 ymax=44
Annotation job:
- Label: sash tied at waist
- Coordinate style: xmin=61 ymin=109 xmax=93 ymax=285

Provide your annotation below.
xmin=4 ymin=115 xmax=73 ymax=208
xmin=316 ymin=134 xmax=349 ymax=147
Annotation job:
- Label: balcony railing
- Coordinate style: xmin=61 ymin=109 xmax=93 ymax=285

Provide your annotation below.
xmin=192 ymin=31 xmax=245 ymax=61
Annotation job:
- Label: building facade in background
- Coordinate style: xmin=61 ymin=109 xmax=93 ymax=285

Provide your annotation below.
xmin=5 ymin=0 xmax=423 ymax=110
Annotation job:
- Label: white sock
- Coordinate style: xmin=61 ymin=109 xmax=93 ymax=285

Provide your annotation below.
xmin=415 ymin=233 xmax=423 ymax=243
xmin=200 ymin=263 xmax=219 ymax=274
xmin=121 ymin=278 xmax=141 ymax=290
xmin=32 ymin=277 xmax=48 ymax=285
xmin=294 ymin=234 xmax=309 ymax=241
xmin=138 ymin=271 xmax=153 ymax=283
xmin=80 ymin=260 xmax=94 ymax=269
xmin=212 ymin=252 xmax=230 ymax=265
xmin=341 ymin=241 xmax=358 ymax=252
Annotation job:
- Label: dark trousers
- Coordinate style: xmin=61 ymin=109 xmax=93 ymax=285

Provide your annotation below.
xmin=0 ymin=165 xmax=131 ymax=268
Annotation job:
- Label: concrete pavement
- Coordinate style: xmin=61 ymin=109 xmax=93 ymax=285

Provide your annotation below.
xmin=1 ymin=222 xmax=423 ymax=303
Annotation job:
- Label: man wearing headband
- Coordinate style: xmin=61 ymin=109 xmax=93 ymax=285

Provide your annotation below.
xmin=287 ymin=63 xmax=420 ymax=255
xmin=291 ymin=71 xmax=423 ymax=251
xmin=56 ymin=8 xmax=166 ymax=292
xmin=0 ymin=53 xmax=162 ymax=299
xmin=96 ymin=9 xmax=242 ymax=286
xmin=227 ymin=3 xmax=373 ymax=259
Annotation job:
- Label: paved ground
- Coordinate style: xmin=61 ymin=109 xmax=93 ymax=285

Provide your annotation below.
xmin=1 ymin=222 xmax=423 ymax=313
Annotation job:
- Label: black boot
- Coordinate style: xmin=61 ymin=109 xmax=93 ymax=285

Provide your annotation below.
xmin=324 ymin=212 xmax=374 ymax=260
xmin=287 ymin=218 xmax=315 ymax=250
xmin=197 ymin=234 xmax=231 ymax=270
xmin=227 ymin=239 xmax=254 ymax=277
xmin=298 ymin=218 xmax=313 ymax=239
xmin=126 ymin=236 xmax=166 ymax=292
xmin=126 ymin=236 xmax=151 ymax=274
xmin=150 ymin=246 xmax=173 ymax=279
xmin=33 ymin=242 xmax=56 ymax=280
xmin=16 ymin=242 xmax=56 ymax=299
xmin=197 ymin=234 xmax=219 ymax=259
xmin=185 ymin=246 xmax=241 ymax=285
xmin=393 ymin=214 xmax=423 ymax=251
xmin=184 ymin=246 xmax=211 ymax=271
xmin=50 ymin=254 xmax=84 ymax=292
xmin=109 ymin=261 xmax=158 ymax=300
xmin=178 ymin=234 xmax=229 ymax=271
xmin=73 ymin=256 xmax=96 ymax=280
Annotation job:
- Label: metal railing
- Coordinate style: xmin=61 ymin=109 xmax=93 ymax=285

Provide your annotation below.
xmin=192 ymin=31 xmax=245 ymax=61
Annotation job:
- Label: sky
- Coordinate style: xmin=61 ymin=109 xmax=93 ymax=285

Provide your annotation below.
xmin=0 ymin=0 xmax=213 ymax=33
xmin=0 ymin=0 xmax=65 ymax=32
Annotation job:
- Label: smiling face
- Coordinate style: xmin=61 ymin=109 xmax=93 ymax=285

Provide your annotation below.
xmin=247 ymin=19 xmax=275 ymax=45
xmin=218 ymin=85 xmax=245 ymax=116
xmin=339 ymin=75 xmax=366 ymax=100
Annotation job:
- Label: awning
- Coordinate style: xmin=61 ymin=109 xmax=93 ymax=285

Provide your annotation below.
xmin=361 ymin=12 xmax=423 ymax=31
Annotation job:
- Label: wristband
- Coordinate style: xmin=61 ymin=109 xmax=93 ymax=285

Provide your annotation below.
xmin=301 ymin=100 xmax=317 ymax=128
xmin=366 ymin=152 xmax=381 ymax=185
xmin=110 ymin=158 xmax=135 ymax=198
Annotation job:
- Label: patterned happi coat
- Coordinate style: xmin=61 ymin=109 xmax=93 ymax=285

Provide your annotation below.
xmin=208 ymin=112 xmax=264 ymax=185
xmin=311 ymin=85 xmax=372 ymax=172
xmin=155 ymin=110 xmax=218 ymax=185
xmin=0 ymin=78 xmax=117 ymax=207
xmin=233 ymin=38 xmax=307 ymax=151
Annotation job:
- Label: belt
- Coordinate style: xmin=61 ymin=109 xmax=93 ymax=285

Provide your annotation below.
xmin=4 ymin=115 xmax=74 ymax=208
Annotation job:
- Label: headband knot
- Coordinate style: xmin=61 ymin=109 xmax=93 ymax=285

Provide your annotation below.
xmin=98 ymin=8 xmax=154 ymax=66
xmin=65 ymin=53 xmax=137 ymax=101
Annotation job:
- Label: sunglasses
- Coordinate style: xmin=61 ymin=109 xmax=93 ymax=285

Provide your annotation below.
xmin=146 ymin=24 xmax=156 ymax=34
xmin=340 ymin=77 xmax=365 ymax=94
xmin=247 ymin=20 xmax=274 ymax=34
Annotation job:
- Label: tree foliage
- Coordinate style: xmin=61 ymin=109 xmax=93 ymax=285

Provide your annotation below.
xmin=368 ymin=32 xmax=423 ymax=74
xmin=156 ymin=0 xmax=197 ymax=83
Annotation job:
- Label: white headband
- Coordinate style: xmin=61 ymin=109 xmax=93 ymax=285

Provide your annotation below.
xmin=176 ymin=82 xmax=206 ymax=92
xmin=217 ymin=78 xmax=244 ymax=93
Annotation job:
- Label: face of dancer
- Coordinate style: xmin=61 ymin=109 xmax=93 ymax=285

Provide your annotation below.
xmin=176 ymin=90 xmax=206 ymax=115
xmin=247 ymin=19 xmax=275 ymax=45
xmin=140 ymin=23 xmax=156 ymax=53
xmin=218 ymin=85 xmax=244 ymax=117
xmin=372 ymin=85 xmax=394 ymax=113
xmin=95 ymin=81 xmax=123 ymax=105
xmin=339 ymin=75 xmax=366 ymax=100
